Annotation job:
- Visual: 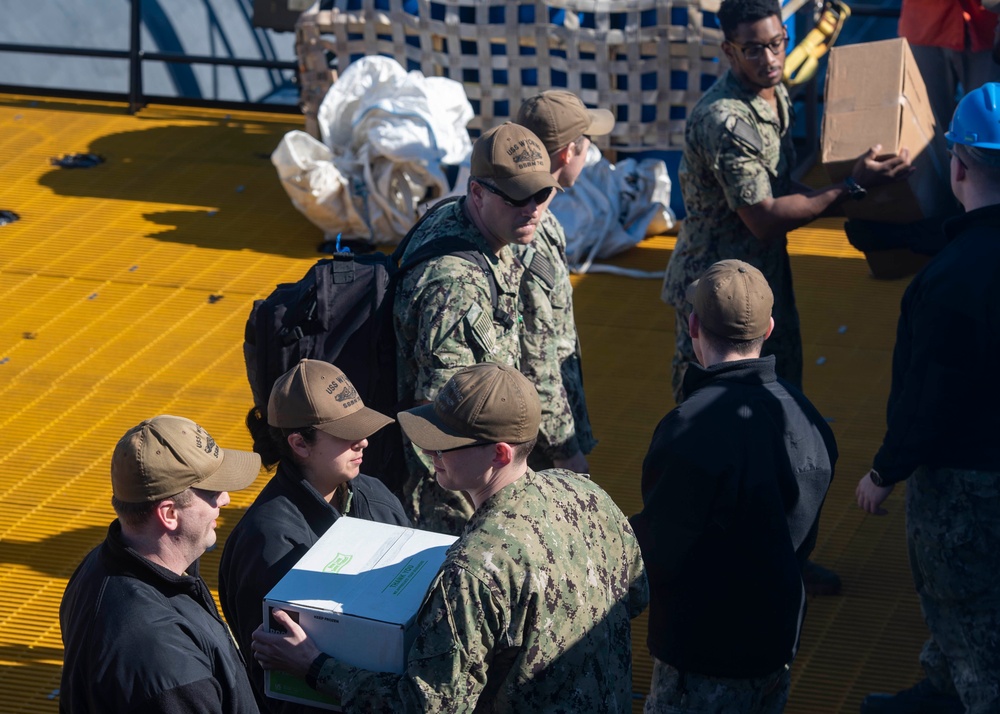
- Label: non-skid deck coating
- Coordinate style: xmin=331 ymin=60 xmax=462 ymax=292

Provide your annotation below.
xmin=0 ymin=95 xmax=925 ymax=713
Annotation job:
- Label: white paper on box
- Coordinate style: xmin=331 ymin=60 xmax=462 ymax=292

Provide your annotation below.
xmin=263 ymin=518 xmax=457 ymax=711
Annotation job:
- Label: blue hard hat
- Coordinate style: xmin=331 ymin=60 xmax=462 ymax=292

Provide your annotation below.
xmin=946 ymin=83 xmax=1000 ymax=149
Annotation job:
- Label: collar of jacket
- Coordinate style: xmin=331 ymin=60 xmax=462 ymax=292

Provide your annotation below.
xmin=943 ymin=202 xmax=1000 ymax=244
xmin=683 ymin=354 xmax=778 ymax=397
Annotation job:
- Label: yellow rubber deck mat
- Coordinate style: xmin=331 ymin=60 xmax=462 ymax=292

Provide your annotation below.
xmin=0 ymin=94 xmax=925 ymax=713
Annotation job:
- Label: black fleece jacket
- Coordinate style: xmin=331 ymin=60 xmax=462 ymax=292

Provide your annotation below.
xmin=60 ymin=520 xmax=259 ymax=714
xmin=631 ymin=356 xmax=837 ymax=678
xmin=874 ymin=203 xmax=1000 ymax=484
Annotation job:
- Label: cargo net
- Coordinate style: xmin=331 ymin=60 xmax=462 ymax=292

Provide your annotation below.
xmin=296 ymin=0 xmax=725 ymax=151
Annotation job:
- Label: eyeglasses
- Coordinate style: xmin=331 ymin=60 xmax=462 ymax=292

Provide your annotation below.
xmin=477 ymin=180 xmax=554 ymax=208
xmin=431 ymin=442 xmax=489 ymax=458
xmin=729 ymin=33 xmax=788 ymax=62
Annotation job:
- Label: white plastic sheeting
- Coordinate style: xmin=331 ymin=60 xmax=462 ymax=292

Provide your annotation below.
xmin=550 ymin=146 xmax=675 ymax=277
xmin=273 ymin=56 xmax=473 ymax=244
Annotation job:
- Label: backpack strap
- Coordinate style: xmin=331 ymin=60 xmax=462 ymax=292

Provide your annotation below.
xmin=400 ymin=235 xmax=515 ymax=330
xmin=392 ymin=196 xmax=514 ymax=330
xmin=389 ymin=195 xmax=461 ymax=265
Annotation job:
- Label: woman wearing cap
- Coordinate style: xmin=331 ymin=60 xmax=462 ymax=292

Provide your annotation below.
xmin=219 ymin=359 xmax=409 ymax=713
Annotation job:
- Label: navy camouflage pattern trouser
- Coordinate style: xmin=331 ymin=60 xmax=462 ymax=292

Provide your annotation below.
xmin=643 ymin=658 xmax=790 ymax=714
xmin=907 ymin=465 xmax=1000 ymax=713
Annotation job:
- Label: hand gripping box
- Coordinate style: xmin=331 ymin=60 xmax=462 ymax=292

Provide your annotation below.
xmin=263 ymin=518 xmax=457 ymax=711
xmin=821 ymin=37 xmax=952 ymax=224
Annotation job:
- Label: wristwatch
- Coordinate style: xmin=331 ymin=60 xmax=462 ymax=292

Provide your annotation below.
xmin=844 ymin=176 xmax=868 ymax=201
xmin=869 ymin=469 xmax=886 ymax=487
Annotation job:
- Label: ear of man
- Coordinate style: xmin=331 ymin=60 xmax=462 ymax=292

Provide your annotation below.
xmin=688 ymin=311 xmax=702 ymax=339
xmin=492 ymin=442 xmax=515 ymax=468
xmin=287 ymin=432 xmax=310 ymax=459
xmin=155 ymin=498 xmax=183 ymax=532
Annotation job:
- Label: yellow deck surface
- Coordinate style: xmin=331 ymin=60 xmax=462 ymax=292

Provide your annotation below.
xmin=0 ymin=95 xmax=925 ymax=713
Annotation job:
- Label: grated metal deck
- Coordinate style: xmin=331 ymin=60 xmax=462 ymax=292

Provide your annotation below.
xmin=0 ymin=95 xmax=925 ymax=713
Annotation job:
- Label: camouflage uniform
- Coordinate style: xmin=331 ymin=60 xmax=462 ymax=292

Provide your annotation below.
xmin=906 ymin=466 xmax=1000 ymax=713
xmin=661 ymin=69 xmax=802 ymax=402
xmin=512 ymin=211 xmax=597 ymax=469
xmin=394 ymin=198 xmax=523 ymax=535
xmin=644 ymin=659 xmax=790 ymax=714
xmin=313 ymin=468 xmax=649 ymax=712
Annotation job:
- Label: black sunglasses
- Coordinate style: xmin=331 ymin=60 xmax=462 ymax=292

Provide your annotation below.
xmin=431 ymin=442 xmax=490 ymax=458
xmin=477 ymin=180 xmax=554 ymax=208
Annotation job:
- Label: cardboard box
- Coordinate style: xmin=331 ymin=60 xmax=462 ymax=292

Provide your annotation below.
xmin=821 ymin=37 xmax=952 ymax=224
xmin=263 ymin=519 xmax=458 ymax=711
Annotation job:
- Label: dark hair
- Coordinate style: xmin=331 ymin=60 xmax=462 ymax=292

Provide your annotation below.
xmin=511 ymin=438 xmax=538 ymax=463
xmin=717 ymin=0 xmax=782 ymax=39
xmin=112 ymin=489 xmax=194 ymax=528
xmin=245 ymin=405 xmax=319 ymax=469
xmin=699 ymin=323 xmax=766 ymax=356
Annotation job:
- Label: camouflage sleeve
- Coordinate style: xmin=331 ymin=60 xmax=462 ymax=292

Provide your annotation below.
xmin=313 ymin=657 xmax=399 ymax=714
xmin=408 ymin=256 xmax=502 ymax=402
xmin=315 ymin=566 xmax=498 ymax=712
xmin=695 ymin=106 xmax=774 ymax=211
xmin=518 ymin=227 xmax=580 ymax=461
xmin=622 ymin=516 xmax=650 ymax=619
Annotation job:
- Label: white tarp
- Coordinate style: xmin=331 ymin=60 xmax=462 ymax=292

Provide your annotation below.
xmin=550 ymin=146 xmax=675 ymax=277
xmin=273 ymin=56 xmax=473 ymax=244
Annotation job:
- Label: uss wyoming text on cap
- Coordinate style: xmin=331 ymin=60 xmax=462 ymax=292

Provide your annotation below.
xmin=267 ymin=359 xmax=393 ymax=441
xmin=470 ymin=122 xmax=561 ymax=201
xmin=111 ymin=415 xmax=261 ymax=503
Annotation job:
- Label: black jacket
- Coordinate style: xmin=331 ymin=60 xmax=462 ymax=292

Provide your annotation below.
xmin=218 ymin=462 xmax=409 ymax=713
xmin=874 ymin=203 xmax=1000 ymax=484
xmin=631 ymin=356 xmax=837 ymax=678
xmin=59 ymin=520 xmax=259 ymax=714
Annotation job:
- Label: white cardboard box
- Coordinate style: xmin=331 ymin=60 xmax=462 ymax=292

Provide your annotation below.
xmin=263 ymin=518 xmax=457 ymax=711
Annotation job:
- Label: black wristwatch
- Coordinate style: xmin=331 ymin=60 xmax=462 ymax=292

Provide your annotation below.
xmin=869 ymin=469 xmax=886 ymax=487
xmin=844 ymin=176 xmax=867 ymax=201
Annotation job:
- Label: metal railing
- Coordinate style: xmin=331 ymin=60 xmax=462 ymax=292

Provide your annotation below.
xmin=0 ymin=0 xmax=899 ymax=128
xmin=0 ymin=0 xmax=299 ymax=114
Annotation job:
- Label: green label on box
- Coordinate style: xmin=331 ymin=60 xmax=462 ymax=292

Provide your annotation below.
xmin=270 ymin=671 xmax=341 ymax=709
xmin=381 ymin=557 xmax=427 ymax=596
xmin=323 ymin=552 xmax=353 ymax=573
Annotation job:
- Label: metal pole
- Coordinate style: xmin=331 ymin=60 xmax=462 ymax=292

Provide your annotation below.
xmin=128 ymin=0 xmax=143 ymax=113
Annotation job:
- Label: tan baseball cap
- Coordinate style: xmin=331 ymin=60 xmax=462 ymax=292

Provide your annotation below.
xmin=516 ymin=90 xmax=615 ymax=153
xmin=397 ymin=363 xmax=541 ymax=451
xmin=470 ymin=122 xmax=561 ymax=201
xmin=267 ymin=359 xmax=393 ymax=441
xmin=111 ymin=415 xmax=261 ymax=503
xmin=686 ymin=260 xmax=774 ymax=340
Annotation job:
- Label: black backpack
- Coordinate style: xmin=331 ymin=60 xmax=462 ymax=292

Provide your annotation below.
xmin=244 ymin=197 xmax=509 ymax=494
